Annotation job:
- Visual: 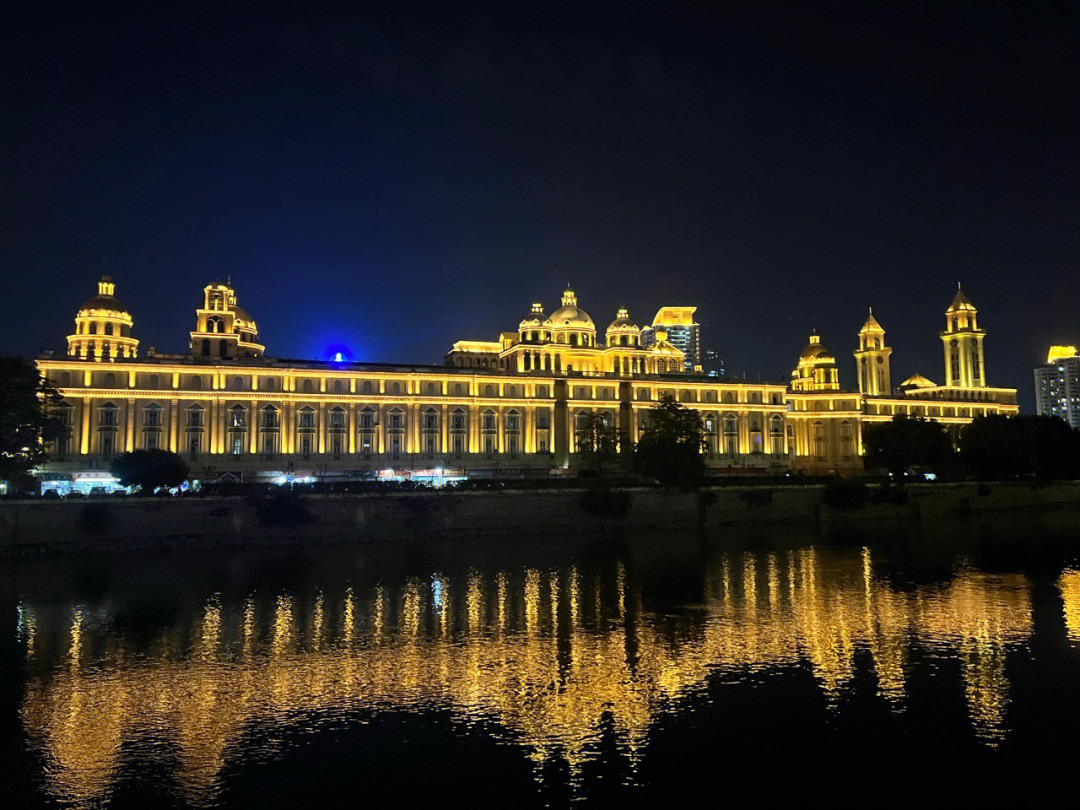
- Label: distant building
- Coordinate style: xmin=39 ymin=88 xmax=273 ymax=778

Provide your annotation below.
xmin=1034 ymin=346 xmax=1080 ymax=429
xmin=703 ymin=348 xmax=725 ymax=378
xmin=640 ymin=307 xmax=700 ymax=371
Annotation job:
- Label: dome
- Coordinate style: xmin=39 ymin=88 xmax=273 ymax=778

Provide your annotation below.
xmin=607 ymin=307 xmax=639 ymax=332
xmin=799 ymin=333 xmax=833 ymax=361
xmin=519 ymin=301 xmax=546 ymax=329
xmin=78 ymin=277 xmax=130 ymax=316
xmin=232 ymin=305 xmax=257 ymax=328
xmin=546 ymin=288 xmax=594 ymax=329
xmin=899 ymin=373 xmax=937 ymax=389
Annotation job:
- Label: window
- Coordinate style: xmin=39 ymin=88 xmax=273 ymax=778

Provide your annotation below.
xmin=99 ymin=404 xmax=118 ymax=427
xmin=424 ymin=435 xmax=437 ymax=456
xmin=261 ymin=408 xmax=279 ymax=429
xmin=452 ymin=434 xmax=464 ymax=455
xmin=231 ymin=435 xmax=245 ymax=455
xmin=483 ymin=435 xmax=494 ymax=456
xmin=361 ymin=435 xmax=372 ymax=456
xmin=539 ymin=439 xmax=547 ymax=453
xmin=187 ymin=407 xmax=204 ymax=428
xmin=507 ymin=435 xmax=518 ymax=456
xmin=482 ymin=411 xmax=495 ymax=431
xmin=840 ymin=421 xmax=854 ymax=458
xmin=389 ymin=410 xmax=403 ymax=430
xmin=812 ymin=421 xmax=826 ymax=458
xmin=451 ymin=410 xmax=465 ymax=430
xmin=390 ymin=435 xmax=402 ymax=457
xmin=143 ymin=406 xmax=161 ymax=427
xmin=188 ymin=435 xmax=201 ymax=457
xmin=424 ymin=410 xmax=438 ymax=430
xmin=100 ymin=434 xmax=115 ymax=456
xmin=506 ymin=412 xmax=519 ymax=431
xmin=261 ymin=432 xmax=278 ymax=454
xmin=330 ymin=434 xmax=343 ymax=455
xmin=230 ymin=406 xmax=246 ymax=428
xmin=145 ymin=434 xmax=158 ymax=450
xmin=330 ymin=408 xmax=346 ymax=429
xmin=299 ymin=409 xmax=315 ymax=428
xmin=360 ymin=409 xmax=375 ymax=429
xmin=303 ymin=379 xmax=315 ymax=394
xmin=537 ymin=415 xmax=549 ymax=430
xmin=300 ymin=435 xmax=313 ymax=455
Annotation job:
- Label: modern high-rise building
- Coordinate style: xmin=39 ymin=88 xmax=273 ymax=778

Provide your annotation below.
xmin=640 ymin=307 xmax=700 ymax=371
xmin=1034 ymin=346 xmax=1080 ymax=429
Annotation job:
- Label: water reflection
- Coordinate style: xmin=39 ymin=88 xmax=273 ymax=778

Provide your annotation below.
xmin=18 ymin=546 xmax=1035 ymax=806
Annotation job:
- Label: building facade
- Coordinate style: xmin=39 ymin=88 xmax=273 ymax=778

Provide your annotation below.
xmin=35 ymin=279 xmax=1018 ymax=486
xmin=1034 ymin=346 xmax=1080 ymax=430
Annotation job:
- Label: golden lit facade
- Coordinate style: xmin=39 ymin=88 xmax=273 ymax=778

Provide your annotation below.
xmin=37 ymin=280 xmax=1017 ymax=479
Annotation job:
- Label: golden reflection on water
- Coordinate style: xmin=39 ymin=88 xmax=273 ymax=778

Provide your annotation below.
xmin=1060 ymin=569 xmax=1080 ymax=642
xmin=19 ymin=548 xmax=1035 ymax=806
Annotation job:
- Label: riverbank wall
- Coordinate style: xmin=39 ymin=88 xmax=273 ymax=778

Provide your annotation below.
xmin=2 ymin=481 xmax=1080 ymax=554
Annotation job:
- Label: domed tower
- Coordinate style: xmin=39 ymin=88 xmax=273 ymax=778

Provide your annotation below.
xmin=518 ymin=301 xmax=549 ymax=343
xmin=545 ymin=287 xmax=597 ymax=347
xmin=940 ymin=286 xmax=985 ymax=387
xmin=605 ymin=307 xmax=641 ymax=347
xmin=853 ymin=309 xmax=892 ymax=395
xmin=189 ymin=281 xmax=265 ymax=358
xmin=67 ymin=276 xmax=139 ymax=360
xmin=791 ymin=332 xmax=840 ymax=392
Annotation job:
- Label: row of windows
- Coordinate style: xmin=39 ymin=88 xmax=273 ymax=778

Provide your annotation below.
xmin=75 ymin=321 xmax=132 ymax=336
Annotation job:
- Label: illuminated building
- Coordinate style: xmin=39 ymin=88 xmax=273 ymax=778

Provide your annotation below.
xmin=35 ymin=278 xmax=1017 ymax=481
xmin=1034 ymin=346 xmax=1080 ymax=429
xmin=639 ymin=306 xmax=700 ymax=371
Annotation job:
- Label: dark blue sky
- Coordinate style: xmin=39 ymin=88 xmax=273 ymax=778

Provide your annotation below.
xmin=5 ymin=2 xmax=1079 ymax=410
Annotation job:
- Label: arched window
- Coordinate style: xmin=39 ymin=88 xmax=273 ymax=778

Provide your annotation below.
xmin=104 ymin=322 xmax=114 ymax=335
xmin=303 ymin=379 xmax=314 ymax=394
xmin=88 ymin=322 xmax=98 ymax=335
xmin=189 ymin=376 xmax=202 ymax=391
xmin=219 ymin=339 xmax=228 ymax=357
xmin=263 ymin=377 xmax=277 ymax=392
xmin=485 ymin=384 xmax=495 ymax=397
xmin=59 ymin=371 xmax=71 ymax=387
xmin=362 ymin=380 xmax=373 ymax=395
xmin=103 ymin=372 xmax=116 ymax=388
xmin=454 ymin=382 xmax=465 ymax=396
xmin=333 ymin=379 xmax=343 ymax=394
xmin=389 ymin=381 xmax=401 ymax=395
xmin=812 ymin=421 xmax=826 ymax=458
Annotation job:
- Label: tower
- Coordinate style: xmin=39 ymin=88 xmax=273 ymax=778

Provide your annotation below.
xmin=189 ymin=281 xmax=265 ymax=358
xmin=854 ymin=309 xmax=891 ymax=395
xmin=940 ymin=286 xmax=985 ymax=388
xmin=67 ymin=276 xmax=139 ymax=360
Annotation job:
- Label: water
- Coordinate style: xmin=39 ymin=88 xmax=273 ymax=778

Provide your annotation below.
xmin=6 ymin=526 xmax=1080 ymax=807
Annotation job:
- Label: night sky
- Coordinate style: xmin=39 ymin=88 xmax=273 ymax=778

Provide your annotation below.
xmin=5 ymin=2 xmax=1079 ymax=410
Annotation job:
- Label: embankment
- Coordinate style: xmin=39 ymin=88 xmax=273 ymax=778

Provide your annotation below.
xmin=2 ymin=481 xmax=1079 ymax=554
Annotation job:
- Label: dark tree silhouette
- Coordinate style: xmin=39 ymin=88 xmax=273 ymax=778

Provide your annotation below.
xmin=109 ymin=449 xmax=189 ymax=493
xmin=862 ymin=414 xmax=954 ymax=479
xmin=959 ymin=414 xmax=1080 ymax=480
xmin=633 ymin=395 xmax=705 ymax=489
xmin=0 ymin=355 xmax=65 ymax=482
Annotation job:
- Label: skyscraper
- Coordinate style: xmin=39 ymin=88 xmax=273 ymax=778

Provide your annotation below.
xmin=1034 ymin=346 xmax=1080 ymax=429
xmin=640 ymin=307 xmax=700 ymax=371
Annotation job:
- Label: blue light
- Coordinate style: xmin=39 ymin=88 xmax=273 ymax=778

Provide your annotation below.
xmin=334 ymin=352 xmax=344 ymax=362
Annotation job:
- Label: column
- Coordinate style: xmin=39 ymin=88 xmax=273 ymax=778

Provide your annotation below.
xmin=348 ymin=404 xmax=356 ymax=454
xmin=170 ymin=399 xmax=179 ymax=453
xmin=125 ymin=398 xmax=135 ymax=451
xmin=249 ymin=399 xmax=258 ymax=453
xmin=80 ymin=398 xmax=91 ymax=455
xmin=318 ymin=402 xmax=326 ymax=454
xmin=208 ymin=400 xmax=216 ymax=454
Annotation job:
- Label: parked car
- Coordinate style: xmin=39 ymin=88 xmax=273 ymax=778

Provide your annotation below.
xmin=88 ymin=486 xmax=109 ymax=498
xmin=41 ymin=489 xmax=61 ymax=499
xmin=65 ymin=490 xmax=85 ymax=499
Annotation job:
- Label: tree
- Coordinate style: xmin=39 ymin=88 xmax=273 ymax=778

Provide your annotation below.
xmin=862 ymin=414 xmax=954 ymax=479
xmin=0 ymin=355 xmax=65 ymax=482
xmin=633 ymin=395 xmax=706 ymax=489
xmin=109 ymin=449 xmax=189 ymax=493
xmin=577 ymin=411 xmax=619 ymax=475
xmin=959 ymin=414 xmax=1080 ymax=480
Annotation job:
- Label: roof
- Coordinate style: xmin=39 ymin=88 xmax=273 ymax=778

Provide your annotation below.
xmin=859 ymin=312 xmax=884 ymax=333
xmin=78 ymin=295 xmax=130 ymax=316
xmin=651 ymin=306 xmax=697 ymax=327
xmin=946 ymin=288 xmax=976 ymax=312
xmin=899 ymin=373 xmax=937 ymax=388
